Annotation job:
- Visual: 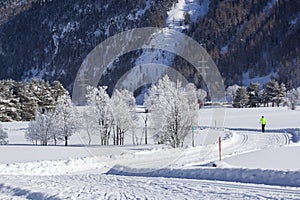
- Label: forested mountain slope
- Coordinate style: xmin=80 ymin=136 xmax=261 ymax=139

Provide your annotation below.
xmin=0 ymin=0 xmax=299 ymax=92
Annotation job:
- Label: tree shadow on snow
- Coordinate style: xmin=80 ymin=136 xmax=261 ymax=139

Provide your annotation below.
xmin=0 ymin=183 xmax=61 ymax=200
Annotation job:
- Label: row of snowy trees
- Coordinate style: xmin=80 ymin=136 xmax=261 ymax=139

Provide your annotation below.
xmin=25 ymin=93 xmax=77 ymax=146
xmin=84 ymin=76 xmax=204 ymax=148
xmin=227 ymin=79 xmax=299 ymax=109
xmin=0 ymin=79 xmax=66 ymax=121
xmin=86 ymin=86 xmax=137 ymax=146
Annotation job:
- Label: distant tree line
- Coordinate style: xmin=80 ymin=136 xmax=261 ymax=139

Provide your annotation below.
xmin=0 ymin=79 xmax=66 ymax=122
xmin=227 ymin=79 xmax=300 ymax=109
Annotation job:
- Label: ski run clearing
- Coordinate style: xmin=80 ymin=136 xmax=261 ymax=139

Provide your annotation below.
xmin=0 ymin=106 xmax=300 ymax=199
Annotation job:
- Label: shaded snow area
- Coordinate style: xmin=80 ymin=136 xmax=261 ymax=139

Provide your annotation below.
xmin=0 ymin=107 xmax=300 ymax=199
xmin=166 ymin=0 xmax=210 ymax=29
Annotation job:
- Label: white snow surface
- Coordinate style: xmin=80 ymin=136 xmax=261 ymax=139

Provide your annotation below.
xmin=0 ymin=107 xmax=300 ymax=199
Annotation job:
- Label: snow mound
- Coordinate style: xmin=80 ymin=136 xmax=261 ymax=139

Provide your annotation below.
xmin=0 ymin=157 xmax=102 ymax=176
xmin=107 ymin=165 xmax=300 ymax=187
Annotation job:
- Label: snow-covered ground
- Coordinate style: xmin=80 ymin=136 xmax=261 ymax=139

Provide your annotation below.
xmin=0 ymin=106 xmax=300 ymax=199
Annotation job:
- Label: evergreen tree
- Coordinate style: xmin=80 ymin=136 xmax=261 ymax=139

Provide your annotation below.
xmin=263 ymin=80 xmax=286 ymax=107
xmin=0 ymin=80 xmax=21 ymax=121
xmin=233 ymin=87 xmax=249 ymax=108
xmin=52 ymin=81 xmax=67 ymax=101
xmin=247 ymin=82 xmax=260 ymax=107
xmin=19 ymin=82 xmax=37 ymax=121
xmin=0 ymin=79 xmax=67 ymax=122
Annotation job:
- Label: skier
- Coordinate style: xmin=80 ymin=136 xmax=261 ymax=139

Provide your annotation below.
xmin=260 ymin=116 xmax=266 ymax=133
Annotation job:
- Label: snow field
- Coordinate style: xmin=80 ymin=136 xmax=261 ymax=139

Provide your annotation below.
xmin=0 ymin=106 xmax=300 ymax=198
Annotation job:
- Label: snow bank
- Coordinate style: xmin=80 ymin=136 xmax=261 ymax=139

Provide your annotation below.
xmin=107 ymin=165 xmax=300 ymax=187
xmin=0 ymin=157 xmax=102 ymax=176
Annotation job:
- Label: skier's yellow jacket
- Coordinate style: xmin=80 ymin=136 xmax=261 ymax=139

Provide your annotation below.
xmin=260 ymin=117 xmax=266 ymax=125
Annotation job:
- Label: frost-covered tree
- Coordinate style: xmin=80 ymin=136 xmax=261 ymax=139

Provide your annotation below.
xmin=26 ymin=93 xmax=76 ymax=146
xmin=0 ymin=125 xmax=8 ymax=144
xmin=233 ymin=87 xmax=249 ymax=108
xmin=54 ymin=93 xmax=77 ymax=146
xmin=247 ymin=82 xmax=260 ymax=107
xmin=226 ymin=84 xmax=240 ymax=103
xmin=287 ymin=88 xmax=299 ymax=110
xmin=87 ymin=86 xmax=113 ymax=145
xmin=111 ymin=89 xmax=136 ymax=145
xmin=26 ymin=110 xmax=55 ymax=146
xmin=196 ymin=88 xmax=207 ymax=108
xmin=144 ymin=76 xmax=198 ymax=148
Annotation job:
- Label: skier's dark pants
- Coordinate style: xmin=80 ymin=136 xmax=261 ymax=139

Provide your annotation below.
xmin=262 ymin=124 xmax=265 ymax=133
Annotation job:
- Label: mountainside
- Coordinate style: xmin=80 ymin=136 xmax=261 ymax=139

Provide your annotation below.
xmin=0 ymin=0 xmax=299 ymax=93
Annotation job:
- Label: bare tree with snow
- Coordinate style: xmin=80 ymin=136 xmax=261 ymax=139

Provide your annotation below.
xmin=54 ymin=93 xmax=77 ymax=146
xmin=26 ymin=110 xmax=55 ymax=146
xmin=144 ymin=76 xmax=198 ymax=148
xmin=111 ymin=89 xmax=137 ymax=145
xmin=86 ymin=86 xmax=113 ymax=145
